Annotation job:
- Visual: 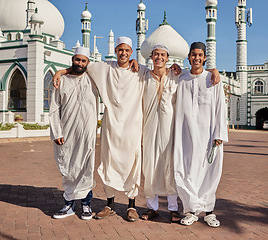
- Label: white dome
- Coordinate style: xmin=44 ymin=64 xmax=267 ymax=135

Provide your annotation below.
xmin=81 ymin=9 xmax=92 ymax=19
xmin=205 ymin=0 xmax=218 ymax=6
xmin=30 ymin=9 xmax=43 ymax=23
xmin=141 ymin=23 xmax=189 ymax=60
xmin=138 ymin=1 xmax=146 ymax=10
xmin=0 ymin=0 xmax=64 ymax=37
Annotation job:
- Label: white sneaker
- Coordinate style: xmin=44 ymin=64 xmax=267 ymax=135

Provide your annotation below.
xmin=180 ymin=213 xmax=198 ymax=226
xmin=53 ymin=202 xmax=75 ymax=219
xmin=81 ymin=205 xmax=93 ymax=220
xmin=204 ymin=214 xmax=220 ymax=227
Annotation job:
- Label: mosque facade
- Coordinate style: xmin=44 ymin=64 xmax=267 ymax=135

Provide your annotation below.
xmin=0 ymin=0 xmax=267 ymax=129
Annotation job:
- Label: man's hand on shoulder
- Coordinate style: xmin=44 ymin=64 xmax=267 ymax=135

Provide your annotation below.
xmin=129 ymin=59 xmax=139 ymax=72
xmin=170 ymin=63 xmax=181 ymax=76
xmin=208 ymin=68 xmax=220 ymax=85
xmin=53 ymin=67 xmax=72 ymax=89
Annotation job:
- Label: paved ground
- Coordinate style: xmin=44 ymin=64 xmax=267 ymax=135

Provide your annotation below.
xmin=0 ymin=130 xmax=267 ymax=240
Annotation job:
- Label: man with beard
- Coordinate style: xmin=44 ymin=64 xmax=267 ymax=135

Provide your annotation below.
xmin=53 ymin=37 xmax=148 ymax=222
xmin=49 ymin=47 xmax=98 ymax=220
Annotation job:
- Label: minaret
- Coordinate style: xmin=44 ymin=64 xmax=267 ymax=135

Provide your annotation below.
xmin=136 ymin=0 xmax=148 ymax=65
xmin=81 ymin=3 xmax=92 ymax=49
xmin=26 ymin=0 xmax=35 ymax=29
xmin=105 ymin=30 xmax=116 ymax=61
xmin=205 ymin=0 xmax=218 ymax=70
xmin=235 ymin=0 xmax=252 ymax=126
xmin=29 ymin=8 xmax=44 ymax=39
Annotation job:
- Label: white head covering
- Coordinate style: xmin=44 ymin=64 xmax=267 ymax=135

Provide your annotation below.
xmin=115 ymin=36 xmax=132 ymax=49
xmin=152 ymin=44 xmax=169 ymax=54
xmin=74 ymin=46 xmax=90 ymax=59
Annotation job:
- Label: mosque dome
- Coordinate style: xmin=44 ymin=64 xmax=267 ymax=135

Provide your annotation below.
xmin=141 ymin=13 xmax=189 ymax=60
xmin=30 ymin=8 xmax=43 ymax=23
xmin=138 ymin=1 xmax=146 ymax=11
xmin=81 ymin=5 xmax=92 ymax=20
xmin=205 ymin=0 xmax=218 ymax=6
xmin=0 ymin=0 xmax=64 ymax=37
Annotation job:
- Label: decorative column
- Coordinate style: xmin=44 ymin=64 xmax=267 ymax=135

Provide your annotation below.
xmin=27 ymin=9 xmax=44 ymax=122
xmin=105 ymin=30 xmax=116 ymax=61
xmin=81 ymin=3 xmax=92 ymax=49
xmin=136 ymin=0 xmax=148 ymax=65
xmin=205 ymin=0 xmax=218 ymax=70
xmin=235 ymin=0 xmax=252 ymax=126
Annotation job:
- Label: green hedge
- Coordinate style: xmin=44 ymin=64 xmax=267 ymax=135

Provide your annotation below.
xmin=20 ymin=123 xmax=50 ymax=130
xmin=0 ymin=123 xmax=16 ymax=131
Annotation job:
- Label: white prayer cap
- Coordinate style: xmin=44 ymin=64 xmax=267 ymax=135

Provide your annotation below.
xmin=74 ymin=46 xmax=90 ymax=59
xmin=115 ymin=36 xmax=132 ymax=49
xmin=152 ymin=44 xmax=169 ymax=54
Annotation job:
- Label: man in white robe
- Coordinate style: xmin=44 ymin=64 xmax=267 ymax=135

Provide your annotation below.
xmin=141 ymin=44 xmax=183 ymax=222
xmin=173 ymin=42 xmax=228 ymax=227
xmin=50 ymin=47 xmax=98 ymax=220
xmin=53 ymin=37 xmax=148 ymax=222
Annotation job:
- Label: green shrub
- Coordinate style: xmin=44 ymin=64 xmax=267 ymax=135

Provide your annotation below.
xmin=20 ymin=123 xmax=50 ymax=130
xmin=0 ymin=122 xmax=16 ymax=131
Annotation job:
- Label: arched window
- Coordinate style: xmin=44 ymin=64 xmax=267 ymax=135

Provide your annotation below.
xmin=8 ymin=69 xmax=26 ymax=110
xmin=44 ymin=71 xmax=54 ymax=111
xmin=254 ymin=80 xmax=264 ymax=94
xmin=16 ymin=33 xmax=21 ymax=40
xmin=7 ymin=33 xmax=12 ymax=41
xmin=236 ymin=98 xmax=240 ymax=121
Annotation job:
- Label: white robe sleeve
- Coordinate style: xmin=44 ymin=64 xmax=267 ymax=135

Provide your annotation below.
xmin=49 ymin=85 xmax=63 ymax=141
xmin=213 ymin=80 xmax=228 ymax=142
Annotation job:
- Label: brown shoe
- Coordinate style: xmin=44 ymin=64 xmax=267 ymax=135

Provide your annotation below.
xmin=95 ymin=206 xmax=116 ymax=219
xmin=170 ymin=211 xmax=181 ymax=223
xmin=127 ymin=208 xmax=139 ymax=222
xmin=141 ymin=209 xmax=159 ymax=220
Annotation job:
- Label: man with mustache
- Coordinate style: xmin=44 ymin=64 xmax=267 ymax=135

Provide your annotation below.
xmin=50 ymin=47 xmax=98 ymax=220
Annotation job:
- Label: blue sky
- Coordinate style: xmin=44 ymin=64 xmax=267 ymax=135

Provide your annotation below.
xmin=50 ymin=0 xmax=268 ymax=72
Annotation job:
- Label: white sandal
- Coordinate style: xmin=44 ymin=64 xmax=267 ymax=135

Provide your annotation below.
xmin=180 ymin=213 xmax=198 ymax=226
xmin=204 ymin=214 xmax=220 ymax=227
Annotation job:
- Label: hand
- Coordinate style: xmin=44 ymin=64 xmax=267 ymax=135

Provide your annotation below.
xmin=53 ymin=67 xmax=72 ymax=89
xmin=170 ymin=63 xmax=181 ymax=75
xmin=129 ymin=59 xmax=139 ymax=72
xmin=214 ymin=139 xmax=222 ymax=146
xmin=209 ymin=68 xmax=220 ymax=85
xmin=54 ymin=137 xmax=64 ymax=145
xmin=53 ymin=71 xmax=62 ymax=89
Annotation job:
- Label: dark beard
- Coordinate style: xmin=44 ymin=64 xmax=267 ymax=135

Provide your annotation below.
xmin=72 ymin=63 xmax=87 ymax=74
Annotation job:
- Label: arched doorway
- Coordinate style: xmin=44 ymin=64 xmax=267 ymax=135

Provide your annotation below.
xmin=8 ymin=69 xmax=26 ymax=110
xmin=43 ymin=71 xmax=54 ymax=111
xmin=255 ymin=107 xmax=268 ymax=129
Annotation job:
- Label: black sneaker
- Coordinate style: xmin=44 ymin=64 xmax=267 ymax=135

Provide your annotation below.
xmin=53 ymin=202 xmax=75 ymax=219
xmin=81 ymin=204 xmax=92 ymax=220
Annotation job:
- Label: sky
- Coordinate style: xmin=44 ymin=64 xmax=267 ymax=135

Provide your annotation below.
xmin=50 ymin=0 xmax=268 ymax=72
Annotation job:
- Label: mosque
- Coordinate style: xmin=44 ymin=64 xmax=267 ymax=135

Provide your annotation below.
xmin=0 ymin=0 xmax=267 ymax=129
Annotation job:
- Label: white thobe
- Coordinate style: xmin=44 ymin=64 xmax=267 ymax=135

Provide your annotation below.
xmin=49 ymin=73 xmax=98 ymax=201
xmin=87 ymin=61 xmax=148 ymax=196
xmin=142 ymin=70 xmax=179 ymax=198
xmin=174 ymin=70 xmax=228 ymax=214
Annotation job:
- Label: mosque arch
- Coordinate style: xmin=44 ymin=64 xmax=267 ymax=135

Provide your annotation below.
xmin=255 ymin=107 xmax=268 ymax=130
xmin=253 ymin=79 xmax=264 ymax=95
xmin=1 ymin=62 xmax=27 ymax=91
xmin=43 ymin=70 xmax=54 ymax=111
xmin=8 ymin=69 xmax=27 ymax=111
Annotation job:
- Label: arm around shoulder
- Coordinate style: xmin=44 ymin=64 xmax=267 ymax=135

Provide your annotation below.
xmin=53 ymin=67 xmax=72 ymax=88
